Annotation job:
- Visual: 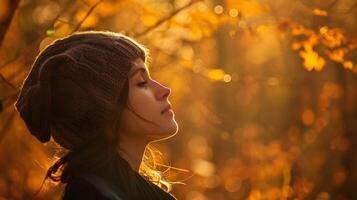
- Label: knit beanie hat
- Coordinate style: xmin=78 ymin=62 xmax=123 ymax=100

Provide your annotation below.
xmin=14 ymin=31 xmax=146 ymax=150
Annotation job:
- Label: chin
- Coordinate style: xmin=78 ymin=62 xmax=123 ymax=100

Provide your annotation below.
xmin=151 ymin=121 xmax=179 ymax=141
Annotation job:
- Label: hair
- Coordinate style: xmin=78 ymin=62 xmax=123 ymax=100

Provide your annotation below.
xmin=15 ymin=31 xmax=175 ymax=199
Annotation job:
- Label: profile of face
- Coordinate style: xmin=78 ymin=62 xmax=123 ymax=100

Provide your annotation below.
xmin=119 ymin=58 xmax=178 ymax=142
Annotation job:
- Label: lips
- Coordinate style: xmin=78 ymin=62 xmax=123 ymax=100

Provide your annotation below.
xmin=161 ymin=104 xmax=172 ymax=114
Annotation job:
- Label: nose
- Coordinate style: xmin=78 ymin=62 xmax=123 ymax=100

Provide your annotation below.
xmin=153 ymin=80 xmax=171 ymax=101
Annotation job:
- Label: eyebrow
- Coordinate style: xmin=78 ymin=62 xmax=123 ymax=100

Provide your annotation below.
xmin=129 ymin=67 xmax=149 ymax=78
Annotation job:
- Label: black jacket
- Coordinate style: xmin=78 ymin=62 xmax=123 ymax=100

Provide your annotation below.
xmin=62 ymin=173 xmax=126 ymax=200
xmin=62 ymin=172 xmax=177 ymax=200
xmin=61 ymin=152 xmax=176 ymax=200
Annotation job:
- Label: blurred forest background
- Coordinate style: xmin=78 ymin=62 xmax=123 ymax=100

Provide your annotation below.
xmin=1 ymin=0 xmax=357 ymax=199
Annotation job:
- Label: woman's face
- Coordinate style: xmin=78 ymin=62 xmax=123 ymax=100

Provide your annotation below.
xmin=119 ymin=58 xmax=178 ymax=141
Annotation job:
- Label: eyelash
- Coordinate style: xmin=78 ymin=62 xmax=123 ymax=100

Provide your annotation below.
xmin=137 ymin=81 xmax=148 ymax=87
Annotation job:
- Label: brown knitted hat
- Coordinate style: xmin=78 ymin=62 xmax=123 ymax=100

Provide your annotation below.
xmin=14 ymin=30 xmax=146 ymax=150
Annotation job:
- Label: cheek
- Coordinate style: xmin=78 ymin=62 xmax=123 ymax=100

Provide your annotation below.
xmin=120 ymin=87 xmax=158 ymax=134
xmin=129 ymin=88 xmax=156 ymax=118
xmin=121 ymin=86 xmax=178 ymax=139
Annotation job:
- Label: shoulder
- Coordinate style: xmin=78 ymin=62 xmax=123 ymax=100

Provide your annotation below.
xmin=62 ymin=176 xmax=110 ymax=200
xmin=62 ymin=174 xmax=125 ymax=200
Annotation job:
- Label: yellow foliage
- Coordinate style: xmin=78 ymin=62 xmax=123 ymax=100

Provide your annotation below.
xmin=226 ymin=0 xmax=268 ymax=17
xmin=179 ymin=59 xmax=193 ymax=69
xmin=343 ymin=61 xmax=353 ymax=70
xmin=248 ymin=189 xmax=262 ymax=200
xmin=75 ymin=10 xmax=99 ymax=28
xmin=326 ymin=48 xmax=346 ymax=63
xmin=319 ymin=26 xmax=328 ymax=35
xmin=291 ymin=24 xmax=313 ymax=36
xmin=256 ymin=24 xmax=271 ymax=34
xmin=141 ymin=15 xmax=158 ymax=26
xmin=312 ymin=8 xmax=328 ymax=16
xmin=299 ymin=49 xmax=325 ymax=71
xmin=53 ymin=23 xmax=71 ymax=38
xmin=302 ymin=35 xmax=319 ymax=51
xmin=187 ymin=10 xmax=220 ymax=38
xmin=291 ymin=41 xmax=302 ymax=50
xmin=207 ymin=68 xmax=225 ymax=81
xmin=287 ymin=21 xmax=353 ymax=72
xmin=320 ymin=27 xmax=345 ymax=49
xmin=302 ymin=109 xmax=315 ymax=126
xmin=95 ymin=1 xmax=124 ymax=17
xmin=190 ymin=25 xmax=203 ymax=41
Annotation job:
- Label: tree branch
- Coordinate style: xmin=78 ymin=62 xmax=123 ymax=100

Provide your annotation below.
xmin=134 ymin=0 xmax=201 ymax=37
xmin=327 ymin=0 xmax=339 ymax=10
xmin=0 ymin=0 xmax=21 ymax=47
xmin=71 ymin=0 xmax=104 ymax=33
xmin=0 ymin=110 xmax=16 ymax=145
xmin=0 ymin=0 xmax=72 ymax=70
xmin=0 ymin=72 xmax=17 ymax=90
xmin=345 ymin=1 xmax=357 ymax=14
xmin=0 ymin=0 xmax=72 ymax=112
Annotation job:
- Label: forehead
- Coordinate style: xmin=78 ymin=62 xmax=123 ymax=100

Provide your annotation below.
xmin=132 ymin=58 xmax=146 ymax=69
xmin=130 ymin=59 xmax=149 ymax=75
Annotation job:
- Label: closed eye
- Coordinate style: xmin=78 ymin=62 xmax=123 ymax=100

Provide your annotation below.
xmin=137 ymin=81 xmax=148 ymax=87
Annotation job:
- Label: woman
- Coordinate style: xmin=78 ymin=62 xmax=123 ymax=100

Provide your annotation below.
xmin=14 ymin=31 xmax=179 ymax=199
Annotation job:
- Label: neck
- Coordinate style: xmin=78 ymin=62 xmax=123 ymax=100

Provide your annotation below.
xmin=117 ymin=133 xmax=149 ymax=172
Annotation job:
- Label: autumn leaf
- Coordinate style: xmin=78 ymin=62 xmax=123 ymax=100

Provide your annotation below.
xmin=326 ymin=48 xmax=346 ymax=63
xmin=343 ymin=61 xmax=353 ymax=70
xmin=312 ymin=8 xmax=328 ymax=16
xmin=142 ymin=14 xmax=158 ymax=26
xmin=320 ymin=27 xmax=345 ymax=49
xmin=299 ymin=49 xmax=326 ymax=71
xmin=207 ymin=68 xmax=225 ymax=81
